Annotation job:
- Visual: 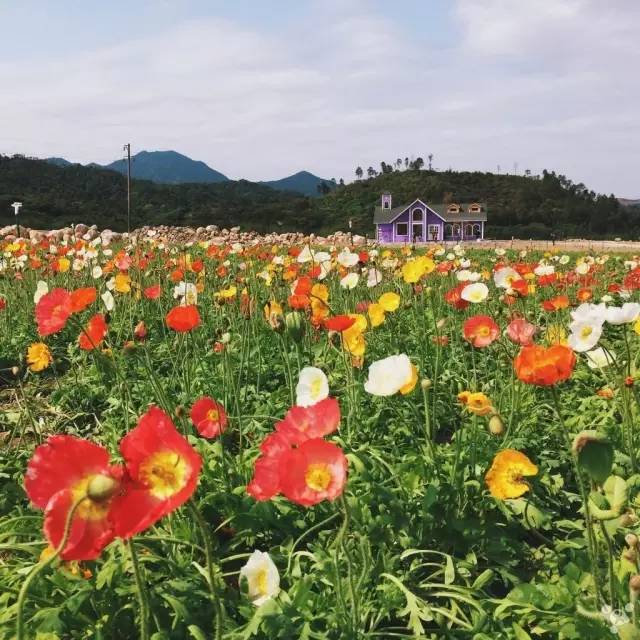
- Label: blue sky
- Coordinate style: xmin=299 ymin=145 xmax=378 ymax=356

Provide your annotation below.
xmin=1 ymin=0 xmax=638 ymax=196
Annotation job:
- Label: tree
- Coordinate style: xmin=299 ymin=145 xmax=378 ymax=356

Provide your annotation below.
xmin=339 ymin=178 xmax=345 ymax=186
xmin=316 ymin=182 xmax=331 ymax=195
xmin=404 ymin=157 xmax=409 ymax=169
xmin=428 ymin=154 xmax=433 ymax=170
xmin=367 ymin=166 xmax=376 ymax=178
xmin=395 ymin=158 xmax=402 ymax=171
xmin=355 ymin=166 xmax=363 ymax=180
xmin=410 ymin=157 xmax=424 ymax=171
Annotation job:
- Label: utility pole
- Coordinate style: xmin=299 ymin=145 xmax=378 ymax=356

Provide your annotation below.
xmin=124 ymin=143 xmax=131 ymax=233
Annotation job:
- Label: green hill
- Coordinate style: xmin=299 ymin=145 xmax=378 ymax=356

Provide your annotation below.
xmin=311 ymin=169 xmax=633 ymax=239
xmin=1 ymin=155 xmax=636 ymax=239
xmin=261 ymin=171 xmax=336 ymax=197
xmin=0 ymin=155 xmax=314 ymax=233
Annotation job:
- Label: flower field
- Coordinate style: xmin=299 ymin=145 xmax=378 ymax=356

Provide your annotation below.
xmin=3 ymin=234 xmax=640 ymax=639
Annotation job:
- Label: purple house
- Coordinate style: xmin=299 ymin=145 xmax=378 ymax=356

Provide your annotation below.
xmin=373 ymin=193 xmax=487 ymax=243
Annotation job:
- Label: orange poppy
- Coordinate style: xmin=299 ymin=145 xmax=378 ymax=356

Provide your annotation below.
xmin=70 ymin=287 xmax=97 ymax=313
xmin=166 ymin=305 xmax=201 ymax=332
xmin=513 ymin=344 xmax=576 ymax=386
xmin=79 ymin=314 xmax=108 ymax=351
xmin=463 ymin=315 xmax=500 ymax=348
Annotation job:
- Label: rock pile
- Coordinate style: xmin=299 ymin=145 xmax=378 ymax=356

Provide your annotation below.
xmin=0 ymin=224 xmax=369 ymax=246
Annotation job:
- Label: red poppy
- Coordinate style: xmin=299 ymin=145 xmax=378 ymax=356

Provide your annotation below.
xmin=537 ymin=273 xmax=558 ymax=287
xmin=541 ymin=295 xmax=570 ymax=312
xmin=134 ymin=320 xmax=147 ymax=340
xmin=111 ymin=407 xmax=202 ymax=538
xmin=445 ymin=283 xmax=469 ymax=311
xmin=166 ymin=305 xmax=201 ymax=332
xmin=190 ymin=396 xmax=228 ymax=438
xmin=25 ymin=435 xmax=124 ymax=560
xmin=191 ymin=259 xmax=204 ymax=274
xmin=35 ymin=288 xmax=73 ymax=336
xmin=0 ymin=297 xmax=6 ymax=311
xmin=280 ymin=439 xmax=348 ymax=507
xmin=275 ymin=398 xmax=340 ymax=446
xmin=514 ymin=344 xmax=576 ymax=386
xmin=463 ymin=315 xmax=500 ymax=348
xmin=624 ymin=269 xmax=640 ymax=291
xmin=510 ymin=279 xmax=528 ymax=297
xmin=293 ymin=276 xmax=313 ymax=296
xmin=324 ymin=315 xmax=356 ymax=332
xmin=70 ymin=287 xmax=97 ymax=313
xmin=79 ymin=314 xmax=108 ymax=351
xmin=144 ymin=284 xmax=162 ymax=300
xmin=288 ymin=294 xmax=310 ymax=310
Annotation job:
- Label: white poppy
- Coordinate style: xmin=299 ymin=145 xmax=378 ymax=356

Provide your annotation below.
xmin=340 ymin=272 xmax=359 ymax=289
xmin=570 ymin=303 xmax=607 ymax=325
xmin=239 ymin=551 xmax=280 ymax=607
xmin=297 ymin=246 xmax=314 ymax=263
xmin=364 ymin=354 xmax=413 ymax=396
xmin=367 ymin=268 xmax=383 ymax=288
xmin=605 ymin=303 xmax=640 ymax=325
xmin=92 ymin=265 xmax=103 ymax=279
xmin=461 ymin=282 xmax=489 ymax=303
xmin=296 ymin=367 xmax=329 ymax=407
xmin=575 ymin=262 xmax=590 ymax=275
xmin=33 ymin=280 xmax=49 ymax=304
xmin=337 ymin=249 xmax=359 ymax=268
xmin=534 ymin=264 xmax=555 ymax=276
xmin=568 ymin=321 xmax=602 ymax=352
xmin=173 ymin=281 xmax=198 ymax=305
xmin=456 ymin=270 xmax=481 ymax=282
xmin=585 ymin=347 xmax=615 ymax=370
xmin=101 ymin=290 xmax=115 ymax=312
xmin=494 ymin=267 xmax=520 ymax=289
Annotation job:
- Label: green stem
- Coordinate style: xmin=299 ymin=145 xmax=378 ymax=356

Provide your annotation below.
xmin=188 ymin=500 xmax=224 ymax=640
xmin=16 ymin=495 xmax=86 ymax=640
xmin=550 ymin=386 xmax=602 ymax=607
xmin=128 ymin=539 xmax=151 ymax=640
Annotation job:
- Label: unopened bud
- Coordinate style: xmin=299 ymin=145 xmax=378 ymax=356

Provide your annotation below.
xmin=436 ymin=318 xmax=446 ymax=329
xmin=624 ymin=548 xmax=638 ymax=563
xmin=626 ymin=533 xmax=639 ymax=549
xmin=175 ymin=405 xmax=186 ymax=418
xmin=285 ymin=311 xmax=305 ymax=342
xmin=488 ymin=415 xmax=505 ymax=435
xmin=630 ymin=574 xmax=640 ymax=594
xmin=421 ymin=378 xmax=432 ymax=390
xmin=87 ymin=474 xmax=118 ymax=501
xmin=621 ymin=512 xmax=638 ymax=527
xmin=11 ymin=366 xmax=19 ymax=376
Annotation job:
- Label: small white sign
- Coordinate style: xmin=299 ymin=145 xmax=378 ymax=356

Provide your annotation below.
xmin=12 ymin=202 xmax=23 ymax=216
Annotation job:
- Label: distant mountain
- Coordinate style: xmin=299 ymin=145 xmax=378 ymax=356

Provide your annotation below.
xmin=45 ymin=157 xmax=73 ymax=167
xmin=104 ymin=150 xmax=228 ymax=184
xmin=261 ymin=170 xmax=336 ymax=197
xmin=619 ymin=198 xmax=640 ymax=208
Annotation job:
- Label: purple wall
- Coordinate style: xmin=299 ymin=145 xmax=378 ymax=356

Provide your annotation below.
xmin=377 ymin=203 xmax=445 ymax=242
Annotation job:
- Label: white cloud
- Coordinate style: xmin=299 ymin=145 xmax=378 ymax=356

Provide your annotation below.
xmin=0 ymin=1 xmax=638 ymax=196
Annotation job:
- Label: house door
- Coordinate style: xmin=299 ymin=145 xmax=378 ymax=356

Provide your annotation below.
xmin=428 ymin=224 xmax=440 ymax=241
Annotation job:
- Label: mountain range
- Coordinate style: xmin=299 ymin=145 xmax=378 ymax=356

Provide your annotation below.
xmin=45 ymin=150 xmax=334 ymax=197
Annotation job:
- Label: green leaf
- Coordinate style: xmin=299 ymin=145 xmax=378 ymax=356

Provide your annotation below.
xmin=512 ymin=622 xmax=532 ymax=640
xmin=187 ymin=625 xmax=208 ymax=640
xmin=576 ymin=433 xmax=614 ymax=484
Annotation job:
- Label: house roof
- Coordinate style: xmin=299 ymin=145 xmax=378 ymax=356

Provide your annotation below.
xmin=374 ymin=200 xmax=488 ymax=224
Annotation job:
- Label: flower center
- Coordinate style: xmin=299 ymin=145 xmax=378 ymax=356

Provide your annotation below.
xmin=580 ymin=326 xmax=593 ymax=338
xmin=305 ymin=463 xmax=332 ymax=491
xmin=139 ymin=451 xmax=189 ymax=499
xmin=255 ymin=568 xmax=269 ymax=595
xmin=477 ymin=326 xmax=490 ymax=337
xmin=206 ymin=408 xmax=220 ymax=423
xmin=310 ymin=378 xmax=323 ymax=398
xmin=71 ymin=474 xmax=115 ymax=521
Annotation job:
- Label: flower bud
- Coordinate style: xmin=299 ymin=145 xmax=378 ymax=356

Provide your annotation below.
xmin=630 ymin=574 xmax=640 ymax=594
xmin=285 ymin=311 xmax=305 ymax=342
xmin=11 ymin=366 xmax=19 ymax=376
xmin=87 ymin=474 xmax=118 ymax=501
xmin=488 ymin=415 xmax=505 ymax=435
xmin=626 ymin=534 xmax=639 ymax=549
xmin=421 ymin=378 xmax=432 ymax=390
xmin=624 ymin=548 xmax=637 ymax=563
xmin=175 ymin=405 xmax=186 ymax=418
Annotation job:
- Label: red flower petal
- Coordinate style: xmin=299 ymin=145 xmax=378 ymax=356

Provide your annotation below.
xmin=275 ymin=397 xmax=340 ymax=446
xmin=190 ymin=397 xmax=228 ymax=438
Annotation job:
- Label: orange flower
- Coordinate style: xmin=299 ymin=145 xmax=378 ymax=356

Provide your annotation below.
xmin=70 ymin=287 xmax=97 ymax=313
xmin=576 ymin=288 xmax=592 ymax=302
xmin=513 ymin=344 xmax=576 ymax=386
xmin=288 ymin=294 xmax=310 ymax=310
xmin=485 ymin=449 xmax=538 ymax=499
xmin=166 ymin=305 xmax=201 ymax=332
xmin=463 ymin=315 xmax=499 ymax=348
xmin=79 ymin=314 xmax=108 ymax=351
xmin=541 ymin=295 xmax=569 ymax=312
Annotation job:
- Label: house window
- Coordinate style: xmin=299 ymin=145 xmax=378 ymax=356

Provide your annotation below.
xmin=447 ymin=204 xmax=460 ymax=214
xmin=412 ymin=209 xmax=422 ymax=221
xmin=396 ymin=222 xmax=408 ymax=236
xmin=469 ymin=204 xmax=481 ymax=213
xmin=383 ymin=201 xmax=390 ymax=209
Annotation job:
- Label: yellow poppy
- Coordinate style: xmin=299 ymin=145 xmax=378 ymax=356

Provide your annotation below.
xmin=485 ymin=449 xmax=538 ymax=500
xmin=378 ymin=292 xmax=400 ymax=312
xmin=27 ymin=342 xmax=52 ymax=372
xmin=114 ymin=273 xmax=131 ymax=294
xmin=368 ymin=303 xmax=386 ymax=328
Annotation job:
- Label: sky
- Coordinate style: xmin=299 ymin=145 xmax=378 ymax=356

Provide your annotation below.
xmin=1 ymin=0 xmax=638 ymax=196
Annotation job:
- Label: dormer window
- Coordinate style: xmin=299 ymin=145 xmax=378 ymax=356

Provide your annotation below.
xmin=383 ymin=201 xmax=390 ymax=209
xmin=447 ymin=204 xmax=460 ymax=214
xmin=469 ymin=203 xmax=481 ymax=213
